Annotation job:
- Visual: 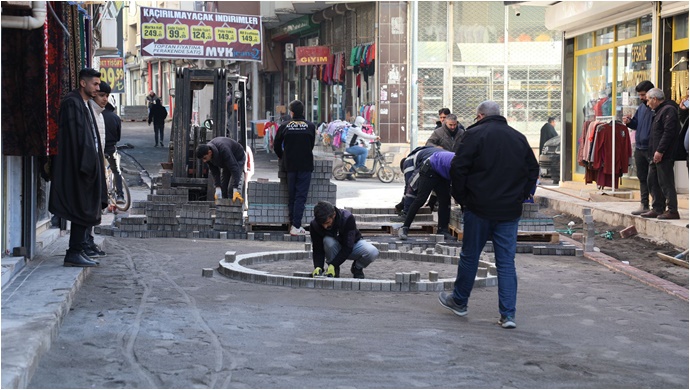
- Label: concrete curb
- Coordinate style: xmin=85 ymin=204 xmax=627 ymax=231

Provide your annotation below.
xmin=559 ymin=235 xmax=689 ymax=302
xmin=0 ymin=236 xmax=104 ymax=388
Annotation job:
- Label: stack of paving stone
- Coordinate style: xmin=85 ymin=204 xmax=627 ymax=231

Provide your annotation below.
xmin=145 ymin=203 xmax=180 ymax=237
xmin=148 ymin=187 xmax=189 ymax=207
xmin=178 ymin=201 xmax=214 ymax=236
xmin=214 ymin=199 xmax=246 ymax=238
xmin=247 ymin=158 xmax=336 ymax=228
xmin=129 ymin=200 xmax=149 ymax=215
xmin=448 ymin=203 xmax=555 ymax=234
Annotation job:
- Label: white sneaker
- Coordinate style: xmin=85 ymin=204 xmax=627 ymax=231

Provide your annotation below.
xmin=290 ymin=226 xmax=306 ymax=236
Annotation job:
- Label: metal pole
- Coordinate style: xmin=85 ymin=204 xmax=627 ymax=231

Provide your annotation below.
xmin=252 ymin=62 xmax=259 ymax=122
xmin=410 ymin=0 xmax=418 ymax=149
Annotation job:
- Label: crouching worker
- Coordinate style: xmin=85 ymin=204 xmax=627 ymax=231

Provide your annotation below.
xmin=196 ymin=137 xmax=246 ymax=202
xmin=309 ymin=201 xmax=379 ymax=279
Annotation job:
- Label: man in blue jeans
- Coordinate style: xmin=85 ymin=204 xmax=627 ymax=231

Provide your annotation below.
xmin=309 ymin=201 xmax=379 ymax=279
xmin=274 ymin=100 xmax=316 ymax=235
xmin=439 ymin=101 xmax=539 ymax=329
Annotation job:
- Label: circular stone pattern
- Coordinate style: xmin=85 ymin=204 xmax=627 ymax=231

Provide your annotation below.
xmin=217 ymin=245 xmax=497 ymax=292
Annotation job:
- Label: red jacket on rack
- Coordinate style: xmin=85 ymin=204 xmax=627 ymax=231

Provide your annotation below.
xmin=592 ymin=122 xmax=632 ymax=175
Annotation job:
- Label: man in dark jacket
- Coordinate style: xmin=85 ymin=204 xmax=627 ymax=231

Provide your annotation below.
xmin=49 ymin=68 xmax=108 ymax=267
xmin=309 ymin=201 xmax=379 ymax=279
xmin=99 ymin=81 xmax=124 ymax=203
xmin=148 ymin=98 xmax=168 ymax=147
xmin=274 ymin=100 xmax=316 ymax=236
xmin=641 ymin=88 xmax=680 ymax=220
xmin=439 ymin=100 xmax=539 ymax=329
xmin=623 ymin=80 xmax=655 ymax=215
xmin=196 ymin=137 xmax=246 ymax=202
xmin=538 ymin=117 xmax=558 ymax=155
xmin=426 ymin=113 xmax=465 ymax=152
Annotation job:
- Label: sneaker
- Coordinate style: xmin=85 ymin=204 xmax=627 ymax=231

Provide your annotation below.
xmin=437 ymin=229 xmax=456 ymax=241
xmin=631 ymin=205 xmax=649 ymax=215
xmin=325 ymin=264 xmax=339 ymax=278
xmin=437 ymin=292 xmax=467 ymax=317
xmin=351 ymin=262 xmax=365 ymax=279
xmin=290 ymin=226 xmax=307 ymax=236
xmin=355 ymin=166 xmax=369 ymax=174
xmin=498 ymin=315 xmax=516 ymax=329
xmin=398 ymin=226 xmax=409 ymax=240
xmin=657 ymin=210 xmax=680 ymax=220
xmin=346 ymin=174 xmax=356 ymax=181
xmin=116 ymin=194 xmax=126 ymax=204
xmin=311 ymin=267 xmax=323 ymax=277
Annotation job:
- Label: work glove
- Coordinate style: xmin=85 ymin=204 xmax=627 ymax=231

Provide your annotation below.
xmin=325 ymin=264 xmax=337 ymax=278
xmin=232 ymin=188 xmax=243 ymax=203
xmin=311 ymin=267 xmax=323 ymax=277
xmin=214 ymin=187 xmax=222 ymax=200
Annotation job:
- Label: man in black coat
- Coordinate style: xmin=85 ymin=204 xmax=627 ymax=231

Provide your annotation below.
xmin=98 ymin=81 xmax=124 ymax=203
xmin=309 ymin=201 xmax=379 ymax=279
xmin=274 ymin=100 xmax=316 ymax=236
xmin=641 ymin=88 xmax=681 ymax=220
xmin=196 ymin=137 xmax=246 ymax=202
xmin=49 ymin=68 xmax=108 ymax=267
xmin=148 ymin=98 xmax=168 ymax=147
xmin=538 ymin=116 xmax=558 ymax=155
xmin=438 ymin=100 xmax=538 ymax=329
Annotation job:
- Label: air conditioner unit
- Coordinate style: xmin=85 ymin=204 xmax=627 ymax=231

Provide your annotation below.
xmin=205 ymin=59 xmax=224 ymax=68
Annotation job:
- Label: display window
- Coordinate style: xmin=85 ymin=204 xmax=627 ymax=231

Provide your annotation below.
xmin=572 ymin=15 xmax=652 ymax=180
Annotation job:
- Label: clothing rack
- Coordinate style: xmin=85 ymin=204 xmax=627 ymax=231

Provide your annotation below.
xmin=595 ymin=115 xmax=631 ymax=196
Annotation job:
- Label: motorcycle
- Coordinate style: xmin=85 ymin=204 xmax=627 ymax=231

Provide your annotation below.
xmin=332 ymin=140 xmax=396 ymax=183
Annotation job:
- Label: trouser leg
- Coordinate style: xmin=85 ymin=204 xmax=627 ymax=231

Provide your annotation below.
xmin=452 ymin=210 xmax=489 ymax=305
xmin=647 ymin=162 xmax=666 ymax=212
xmin=634 ymin=148 xmax=650 ymax=207
xmin=68 ymin=223 xmax=88 ymax=253
xmin=403 ymin=174 xmax=434 ymax=228
xmin=490 ymin=218 xmax=520 ymax=318
xmin=350 ymin=239 xmax=379 ymax=268
xmin=434 ymin=179 xmax=451 ymax=231
xmin=291 ymin=171 xmax=312 ymax=228
xmin=656 ymin=158 xmax=678 ymax=212
xmin=107 ymin=155 xmax=123 ymax=195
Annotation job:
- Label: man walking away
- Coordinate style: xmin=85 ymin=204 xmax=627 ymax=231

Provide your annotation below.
xmin=49 ymin=68 xmax=108 ymax=267
xmin=274 ymin=100 xmax=316 ymax=236
xmin=439 ymin=100 xmax=539 ymax=329
xmin=309 ymin=201 xmax=379 ymax=279
xmin=641 ymin=88 xmax=681 ymax=220
xmin=148 ymin=98 xmax=168 ymax=147
xmin=539 ymin=117 xmax=558 ymax=155
xmin=196 ymin=137 xmax=246 ymax=203
xmin=623 ymin=80 xmax=655 ymax=215
xmin=100 ymin=81 xmax=124 ymax=204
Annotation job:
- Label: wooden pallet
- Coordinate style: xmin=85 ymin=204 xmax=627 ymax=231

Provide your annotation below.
xmin=358 ymin=222 xmax=436 ymax=235
xmin=447 ymin=226 xmax=559 ymax=243
xmin=246 ymin=223 xmax=290 ymax=232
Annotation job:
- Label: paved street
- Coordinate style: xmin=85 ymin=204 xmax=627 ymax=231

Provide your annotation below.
xmin=22 ymin=122 xmax=690 ymax=388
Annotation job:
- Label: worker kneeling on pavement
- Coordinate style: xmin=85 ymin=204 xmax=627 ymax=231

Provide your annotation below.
xmin=196 ymin=137 xmax=246 ymax=202
xmin=309 ymin=201 xmax=379 ymax=279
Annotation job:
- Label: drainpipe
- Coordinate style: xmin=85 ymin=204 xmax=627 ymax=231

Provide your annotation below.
xmin=1 ymin=1 xmax=47 ymax=30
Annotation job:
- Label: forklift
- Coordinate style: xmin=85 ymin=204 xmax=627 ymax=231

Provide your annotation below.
xmin=168 ymin=67 xmax=250 ymax=201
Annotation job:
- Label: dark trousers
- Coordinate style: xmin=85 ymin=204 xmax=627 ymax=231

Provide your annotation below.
xmin=220 ymin=166 xmax=245 ymax=199
xmin=287 ymin=171 xmax=312 ymax=228
xmin=154 ymin=124 xmax=164 ymax=145
xmin=106 ymin=153 xmax=123 ymax=196
xmin=68 ymin=222 xmax=89 ymax=253
xmin=403 ymin=168 xmax=450 ymax=231
xmin=648 ymin=158 xmax=678 ymax=213
xmin=633 ymin=148 xmax=651 ymax=207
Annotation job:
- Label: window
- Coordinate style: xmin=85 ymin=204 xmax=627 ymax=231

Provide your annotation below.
xmin=616 ymin=20 xmax=637 ymax=41
xmin=595 ymin=27 xmax=614 ymax=46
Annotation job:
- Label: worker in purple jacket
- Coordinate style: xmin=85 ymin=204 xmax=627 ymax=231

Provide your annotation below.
xmin=399 ymin=151 xmax=455 ymax=240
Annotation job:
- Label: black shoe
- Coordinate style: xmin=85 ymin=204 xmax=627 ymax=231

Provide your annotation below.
xmin=83 ymin=243 xmax=106 ymax=258
xmin=350 ymin=262 xmax=365 ymax=279
xmin=437 ymin=229 xmax=456 ymax=241
xmin=64 ymin=251 xmax=99 ymax=267
xmin=116 ymin=194 xmax=125 ymax=204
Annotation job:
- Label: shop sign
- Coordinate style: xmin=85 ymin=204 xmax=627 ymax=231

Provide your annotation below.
xmin=99 ymin=57 xmax=125 ymax=94
xmin=631 ymin=42 xmax=651 ymax=68
xmin=295 ymin=46 xmax=332 ymax=66
xmin=271 ymin=15 xmax=319 ymax=42
xmin=140 ymin=6 xmax=262 ymax=62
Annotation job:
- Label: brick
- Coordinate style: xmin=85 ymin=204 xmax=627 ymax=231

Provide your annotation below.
xmin=571 ymin=232 xmax=583 ymax=241
xmin=428 ymin=271 xmax=439 ymax=282
xmin=619 ymin=225 xmax=638 ymax=239
xmin=201 ymin=268 xmax=214 ymax=277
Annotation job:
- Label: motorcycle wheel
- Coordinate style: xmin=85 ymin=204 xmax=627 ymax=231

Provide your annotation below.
xmin=377 ymin=165 xmax=396 ymax=183
xmin=332 ymin=162 xmax=352 ymax=181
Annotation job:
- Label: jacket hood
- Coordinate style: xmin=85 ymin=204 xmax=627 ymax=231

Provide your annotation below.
xmin=354 ymin=116 xmax=366 ymax=127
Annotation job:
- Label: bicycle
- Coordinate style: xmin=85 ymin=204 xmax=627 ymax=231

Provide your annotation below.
xmin=332 ymin=140 xmax=396 ymax=183
xmin=105 ymin=149 xmax=131 ymax=211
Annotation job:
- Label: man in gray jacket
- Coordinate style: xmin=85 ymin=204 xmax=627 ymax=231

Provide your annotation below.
xmin=426 ymin=113 xmax=465 ymax=152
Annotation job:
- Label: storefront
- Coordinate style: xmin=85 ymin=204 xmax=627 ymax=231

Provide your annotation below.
xmin=414 ymin=2 xmax=563 ymax=149
xmin=546 ymin=1 xmax=688 ymax=190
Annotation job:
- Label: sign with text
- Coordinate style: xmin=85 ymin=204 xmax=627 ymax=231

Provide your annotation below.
xmin=98 ymin=57 xmax=125 ymax=94
xmin=295 ymin=46 xmax=332 ymax=66
xmin=140 ymin=6 xmax=262 ymax=62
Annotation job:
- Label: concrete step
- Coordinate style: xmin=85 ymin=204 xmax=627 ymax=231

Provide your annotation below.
xmin=1 ymin=256 xmax=25 ymax=290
